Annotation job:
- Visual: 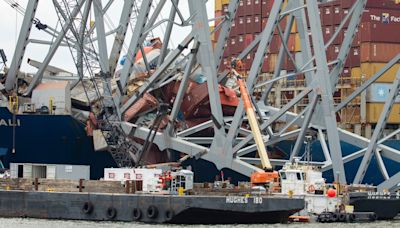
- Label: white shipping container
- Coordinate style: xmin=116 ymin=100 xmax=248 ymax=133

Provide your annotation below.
xmin=104 ymin=168 xmax=162 ymax=193
xmin=10 ymin=163 xmax=89 ymax=180
xmin=104 ymin=168 xmax=135 ymax=181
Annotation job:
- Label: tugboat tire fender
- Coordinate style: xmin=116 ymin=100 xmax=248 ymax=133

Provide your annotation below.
xmin=338 ymin=213 xmax=346 ymax=222
xmin=106 ymin=207 xmax=117 ymax=219
xmin=330 ymin=213 xmax=339 ymax=222
xmin=369 ymin=213 xmax=377 ymax=221
xmin=132 ymin=208 xmax=142 ymax=220
xmin=82 ymin=201 xmax=94 ymax=214
xmin=165 ymin=209 xmax=174 ymax=220
xmin=348 ymin=213 xmax=356 ymax=222
xmin=147 ymin=205 xmax=158 ymax=219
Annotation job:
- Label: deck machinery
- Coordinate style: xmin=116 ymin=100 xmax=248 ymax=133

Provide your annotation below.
xmin=1 ymin=0 xmax=400 ymax=192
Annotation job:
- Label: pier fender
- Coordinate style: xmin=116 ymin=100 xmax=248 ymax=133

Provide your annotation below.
xmin=146 ymin=205 xmax=158 ymax=219
xmin=165 ymin=209 xmax=174 ymax=221
xmin=82 ymin=201 xmax=94 ymax=214
xmin=106 ymin=207 xmax=117 ymax=220
xmin=132 ymin=208 xmax=142 ymax=221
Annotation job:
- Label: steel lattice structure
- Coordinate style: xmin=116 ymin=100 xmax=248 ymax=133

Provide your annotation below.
xmin=2 ymin=0 xmax=400 ymax=191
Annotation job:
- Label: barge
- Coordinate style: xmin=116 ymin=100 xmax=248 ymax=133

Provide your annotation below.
xmin=0 ymin=177 xmax=304 ymax=224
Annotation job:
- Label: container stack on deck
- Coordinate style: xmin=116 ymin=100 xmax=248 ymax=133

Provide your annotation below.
xmin=214 ymin=0 xmax=400 ymax=137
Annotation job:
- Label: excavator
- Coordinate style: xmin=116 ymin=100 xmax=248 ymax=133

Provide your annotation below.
xmin=233 ymin=68 xmax=279 ymax=191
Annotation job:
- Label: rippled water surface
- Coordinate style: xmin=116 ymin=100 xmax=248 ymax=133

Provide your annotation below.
xmin=0 ymin=218 xmax=398 ymax=228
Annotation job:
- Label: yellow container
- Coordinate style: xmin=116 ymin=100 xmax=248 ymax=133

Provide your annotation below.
xmin=215 ymin=0 xmax=222 ymax=11
xmin=351 ymin=67 xmax=361 ymax=79
xmin=210 ymin=25 xmax=215 ymax=41
xmin=222 ymin=0 xmax=230 ymax=4
xmin=291 ymin=20 xmax=297 ymax=34
xmin=294 ymin=33 xmax=301 ymax=52
xmin=361 ymin=63 xmax=400 ymax=83
xmin=367 ymin=103 xmax=400 ymax=124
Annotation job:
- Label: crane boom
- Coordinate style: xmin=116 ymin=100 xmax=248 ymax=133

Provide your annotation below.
xmin=236 ymin=71 xmax=272 ymax=170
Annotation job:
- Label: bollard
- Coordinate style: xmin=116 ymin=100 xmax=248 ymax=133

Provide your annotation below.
xmin=131 ymin=181 xmax=136 ymax=194
xmin=125 ymin=180 xmax=130 ymax=194
xmin=79 ymin=179 xmax=84 ymax=192
xmin=34 ymin=178 xmax=39 ymax=191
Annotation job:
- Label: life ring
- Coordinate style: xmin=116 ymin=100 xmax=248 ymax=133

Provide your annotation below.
xmin=308 ymin=185 xmax=315 ymax=192
xmin=165 ymin=209 xmax=174 ymax=221
xmin=106 ymin=207 xmax=117 ymax=219
xmin=132 ymin=208 xmax=142 ymax=221
xmin=330 ymin=213 xmax=339 ymax=222
xmin=82 ymin=201 xmax=94 ymax=214
xmin=147 ymin=205 xmax=158 ymax=219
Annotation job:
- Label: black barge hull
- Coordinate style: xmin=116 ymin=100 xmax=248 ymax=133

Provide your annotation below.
xmin=0 ymin=190 xmax=304 ymax=224
xmin=349 ymin=192 xmax=400 ymax=220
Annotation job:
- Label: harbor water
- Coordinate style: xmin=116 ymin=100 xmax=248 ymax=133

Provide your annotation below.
xmin=0 ymin=218 xmax=398 ymax=228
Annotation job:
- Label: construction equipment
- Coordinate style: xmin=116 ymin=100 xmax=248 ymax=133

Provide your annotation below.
xmin=234 ymin=69 xmax=279 ymax=188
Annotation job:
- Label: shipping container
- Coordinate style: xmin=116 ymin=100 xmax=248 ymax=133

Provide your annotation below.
xmin=367 ymin=103 xmax=400 ymax=124
xmin=361 ymin=63 xmax=400 ymax=83
xmin=360 ymin=21 xmax=400 ymax=43
xmin=10 ymin=163 xmax=90 ymax=180
xmin=215 ymin=0 xmax=223 ymax=11
xmin=294 ymin=33 xmax=301 ymax=52
xmin=351 ymin=67 xmax=362 ymax=79
xmin=261 ymin=0 xmax=273 ymax=18
xmin=237 ymin=16 xmax=246 ymax=35
xmin=367 ymin=83 xmax=400 ymax=103
xmin=245 ymin=15 xmax=253 ymax=34
xmin=245 ymin=0 xmax=253 ymax=16
xmin=345 ymin=46 xmax=361 ymax=68
xmin=360 ymin=42 xmax=400 ymax=63
xmin=253 ymin=0 xmax=262 ymax=15
xmin=238 ymin=0 xmax=246 ymax=16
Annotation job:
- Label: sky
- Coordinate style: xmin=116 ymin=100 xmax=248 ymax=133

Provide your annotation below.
xmin=0 ymin=0 xmax=214 ymax=74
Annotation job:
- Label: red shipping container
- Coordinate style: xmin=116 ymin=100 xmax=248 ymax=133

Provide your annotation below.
xmin=253 ymin=14 xmax=262 ymax=33
xmin=229 ymin=36 xmax=239 ymax=54
xmin=237 ymin=35 xmax=246 ymax=53
xmin=245 ymin=0 xmax=253 ymax=16
xmin=230 ymin=18 xmax=238 ymax=36
xmin=262 ymin=17 xmax=268 ymax=30
xmin=360 ymin=42 xmax=400 ymax=63
xmin=237 ymin=16 xmax=246 ymax=35
xmin=322 ymin=26 xmax=333 ymax=43
xmin=262 ymin=55 xmax=270 ymax=73
xmin=261 ymin=0 xmax=273 ymax=18
xmin=253 ymin=0 xmax=262 ymax=15
xmin=287 ymin=34 xmax=296 ymax=52
xmin=332 ymin=26 xmax=344 ymax=45
xmin=237 ymin=0 xmax=246 ymax=17
xmin=332 ymin=4 xmax=342 ymax=25
xmin=269 ymin=35 xmax=281 ymax=54
xmin=245 ymin=15 xmax=253 ymax=34
xmin=347 ymin=46 xmax=361 ymax=68
xmin=322 ymin=6 xmax=333 ymax=26
xmin=360 ymin=21 xmax=400 ymax=43
xmin=243 ymin=51 xmax=254 ymax=71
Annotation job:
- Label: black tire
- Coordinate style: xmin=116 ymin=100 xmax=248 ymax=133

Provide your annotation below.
xmin=348 ymin=213 xmax=356 ymax=222
xmin=106 ymin=207 xmax=117 ymax=220
xmin=165 ymin=209 xmax=174 ymax=221
xmin=147 ymin=205 xmax=158 ymax=219
xmin=339 ymin=213 xmax=346 ymax=222
xmin=369 ymin=213 xmax=377 ymax=221
xmin=330 ymin=213 xmax=339 ymax=222
xmin=318 ymin=215 xmax=326 ymax=223
xmin=132 ymin=208 xmax=142 ymax=221
xmin=82 ymin=201 xmax=94 ymax=214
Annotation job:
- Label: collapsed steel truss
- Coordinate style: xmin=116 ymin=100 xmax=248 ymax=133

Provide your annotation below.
xmin=2 ymin=0 xmax=400 ymax=191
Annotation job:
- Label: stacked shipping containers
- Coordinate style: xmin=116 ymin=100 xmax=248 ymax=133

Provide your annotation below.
xmin=319 ymin=0 xmax=400 ymax=124
xmin=214 ymin=0 xmax=400 ymax=128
